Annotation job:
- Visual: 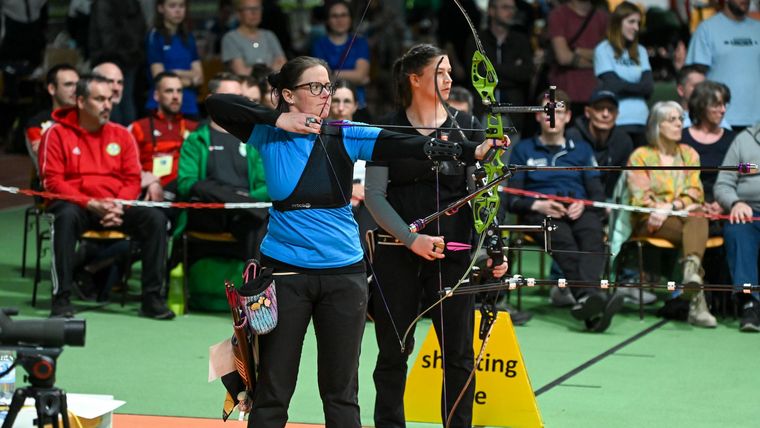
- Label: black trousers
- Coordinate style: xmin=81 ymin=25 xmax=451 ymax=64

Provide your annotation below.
xmin=371 ymin=245 xmax=475 ymax=428
xmin=47 ymin=201 xmax=168 ymax=303
xmin=250 ymin=270 xmax=368 ymax=428
xmin=523 ymin=211 xmax=605 ymax=298
xmin=187 ymin=180 xmax=268 ymax=261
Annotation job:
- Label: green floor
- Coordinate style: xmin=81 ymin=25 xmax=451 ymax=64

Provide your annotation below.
xmin=1 ymin=205 xmax=758 ymax=427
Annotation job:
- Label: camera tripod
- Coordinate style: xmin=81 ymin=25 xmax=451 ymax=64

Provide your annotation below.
xmin=2 ymin=348 xmax=70 ymax=428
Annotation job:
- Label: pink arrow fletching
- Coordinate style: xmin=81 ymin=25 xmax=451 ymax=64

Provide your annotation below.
xmin=446 ymin=242 xmax=472 ymax=251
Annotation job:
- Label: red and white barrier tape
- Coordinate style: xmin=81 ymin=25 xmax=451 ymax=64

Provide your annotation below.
xmin=498 ymin=186 xmax=760 ymax=222
xmin=0 ymin=185 xmax=271 ymax=209
xmin=1 ymin=183 xmax=757 ymax=221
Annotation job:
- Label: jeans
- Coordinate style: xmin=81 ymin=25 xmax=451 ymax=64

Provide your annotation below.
xmin=723 ymin=212 xmax=760 ymax=302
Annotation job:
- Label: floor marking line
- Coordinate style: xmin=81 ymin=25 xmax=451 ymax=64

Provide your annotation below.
xmin=534 ymin=319 xmax=668 ymax=396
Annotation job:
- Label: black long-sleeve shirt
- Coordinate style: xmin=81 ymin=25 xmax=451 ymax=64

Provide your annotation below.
xmin=465 ymin=28 xmax=534 ymax=119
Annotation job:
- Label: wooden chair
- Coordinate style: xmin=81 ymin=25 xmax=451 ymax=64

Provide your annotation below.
xmin=28 ymin=210 xmax=135 ymax=307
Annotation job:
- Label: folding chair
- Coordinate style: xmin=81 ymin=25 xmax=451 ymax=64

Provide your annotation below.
xmin=29 ymin=214 xmax=134 ymax=308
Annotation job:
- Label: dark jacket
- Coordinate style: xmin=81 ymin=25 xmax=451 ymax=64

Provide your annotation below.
xmin=177 ymin=124 xmax=268 ymax=202
xmin=466 ymin=28 xmax=534 ymax=122
xmin=506 ymin=135 xmax=605 ymax=214
xmin=566 ymin=116 xmax=633 ymax=199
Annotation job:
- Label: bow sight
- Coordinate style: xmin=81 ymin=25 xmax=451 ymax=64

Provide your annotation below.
xmin=486 ymin=86 xmax=566 ymax=129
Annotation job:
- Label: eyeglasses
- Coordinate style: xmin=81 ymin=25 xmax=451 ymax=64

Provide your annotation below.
xmin=330 ymin=12 xmax=350 ymax=18
xmin=664 ymin=115 xmax=684 ymax=123
xmin=239 ymin=6 xmax=262 ymax=13
xmin=294 ymin=81 xmax=336 ymax=96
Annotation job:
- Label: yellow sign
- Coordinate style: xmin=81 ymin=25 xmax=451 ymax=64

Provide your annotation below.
xmin=404 ymin=311 xmax=543 ymax=428
xmin=152 ymin=154 xmax=173 ymax=178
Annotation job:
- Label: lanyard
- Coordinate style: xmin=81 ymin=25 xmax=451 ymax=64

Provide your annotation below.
xmin=148 ymin=112 xmax=185 ymax=152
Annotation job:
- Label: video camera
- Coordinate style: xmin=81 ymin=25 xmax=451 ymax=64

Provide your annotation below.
xmin=1 ymin=308 xmax=86 ymax=428
xmin=0 ymin=308 xmax=85 ymax=348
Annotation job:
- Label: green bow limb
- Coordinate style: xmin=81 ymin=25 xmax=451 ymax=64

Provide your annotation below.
xmin=470 ymin=50 xmax=507 ymax=234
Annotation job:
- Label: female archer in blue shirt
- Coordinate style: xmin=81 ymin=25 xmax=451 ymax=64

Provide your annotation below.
xmin=207 ymin=55 xmax=502 ymax=427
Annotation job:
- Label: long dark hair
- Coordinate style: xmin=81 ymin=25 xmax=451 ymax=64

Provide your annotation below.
xmin=268 ymin=56 xmax=330 ymax=111
xmin=608 ymin=1 xmax=641 ymax=64
xmin=154 ymin=0 xmax=191 ymax=46
xmin=392 ymin=44 xmax=445 ymax=108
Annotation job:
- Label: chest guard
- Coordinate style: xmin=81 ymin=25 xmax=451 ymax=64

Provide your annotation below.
xmin=272 ymin=125 xmax=354 ymax=211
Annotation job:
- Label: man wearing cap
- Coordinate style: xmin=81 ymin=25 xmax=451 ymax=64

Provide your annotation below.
xmin=567 ymin=89 xmax=633 ymax=199
xmin=567 ymin=89 xmax=656 ymax=306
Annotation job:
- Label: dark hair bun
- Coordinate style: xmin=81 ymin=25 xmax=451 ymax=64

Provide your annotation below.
xmin=267 ymin=72 xmax=281 ymax=88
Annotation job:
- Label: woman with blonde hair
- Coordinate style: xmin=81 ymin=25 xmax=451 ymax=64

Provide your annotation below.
xmin=627 ymin=101 xmax=716 ymax=328
xmin=594 ymin=1 xmax=653 ymax=148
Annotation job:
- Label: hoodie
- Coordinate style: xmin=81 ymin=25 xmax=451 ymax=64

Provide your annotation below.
xmin=566 ymin=116 xmax=634 ymax=199
xmin=39 ymin=107 xmax=142 ymax=207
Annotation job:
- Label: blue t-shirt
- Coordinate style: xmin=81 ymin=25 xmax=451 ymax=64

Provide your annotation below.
xmin=311 ymin=35 xmax=369 ymax=108
xmin=594 ymin=40 xmax=651 ymax=127
xmin=686 ymin=13 xmax=760 ymax=127
xmin=146 ymin=29 xmax=200 ymax=115
xmin=509 ymin=136 xmax=599 ymax=199
xmin=248 ymin=122 xmax=380 ymax=268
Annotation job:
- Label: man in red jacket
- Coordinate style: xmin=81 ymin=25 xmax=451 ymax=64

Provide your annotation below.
xmin=129 ymin=71 xmax=198 ymax=203
xmin=39 ymin=74 xmax=174 ymax=320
